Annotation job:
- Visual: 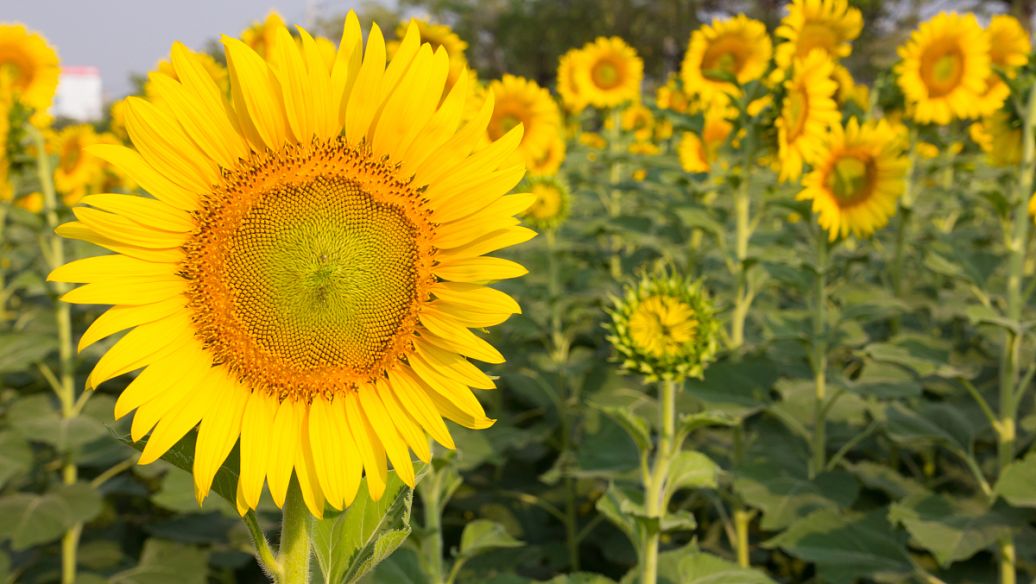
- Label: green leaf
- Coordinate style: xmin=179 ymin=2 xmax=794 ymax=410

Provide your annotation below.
xmin=0 ymin=482 xmax=103 ymax=549
xmin=0 ymin=431 xmax=32 ymax=488
xmin=0 ymin=332 xmax=57 ymax=373
xmin=889 ymin=493 xmax=1017 ymax=567
xmin=765 ymin=509 xmax=912 ymax=584
xmin=995 ymin=451 xmax=1036 ymax=508
xmin=151 ymin=465 xmax=236 ymax=516
xmin=883 ymin=401 xmax=976 ymax=453
xmin=667 ymin=550 xmax=775 ymax=584
xmin=596 ymin=483 xmax=640 ymax=548
xmin=109 ymin=539 xmax=209 ymax=584
xmin=8 ymin=394 xmax=108 ymax=452
xmin=595 ymin=405 xmax=651 ymax=452
xmin=665 ymin=451 xmax=720 ymax=499
xmin=683 ymin=356 xmax=776 ymax=419
xmin=677 ymin=411 xmax=738 ymax=437
xmin=733 ymin=464 xmax=858 ymax=531
xmin=312 ymin=465 xmax=422 ymax=584
xmin=457 ymin=519 xmax=523 ymax=561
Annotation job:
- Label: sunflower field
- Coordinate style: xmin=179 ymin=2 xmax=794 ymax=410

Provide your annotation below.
xmin=3 ymin=1 xmax=1036 ymax=583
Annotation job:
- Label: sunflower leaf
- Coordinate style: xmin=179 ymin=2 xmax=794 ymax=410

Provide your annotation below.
xmin=313 ymin=463 xmax=426 ymax=584
xmin=0 ymin=482 xmax=103 ymax=550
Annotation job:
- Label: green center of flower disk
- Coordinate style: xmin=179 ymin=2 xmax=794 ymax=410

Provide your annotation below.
xmin=922 ymin=43 xmax=964 ymax=97
xmin=826 ymin=155 xmax=874 ymax=205
xmin=591 ymin=60 xmax=621 ymax=89
xmin=785 ymin=89 xmax=809 ymax=140
xmin=226 ymin=177 xmax=418 ymax=372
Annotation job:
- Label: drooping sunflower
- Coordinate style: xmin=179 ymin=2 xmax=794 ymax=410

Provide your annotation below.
xmin=774 ymin=0 xmax=863 ymax=70
xmin=487 ymin=74 xmax=561 ymax=168
xmin=391 ymin=19 xmax=468 ymax=92
xmin=572 ymin=37 xmax=643 ymax=109
xmin=798 ymin=118 xmax=908 ymax=240
xmin=240 ymin=10 xmax=287 ymax=58
xmin=523 ymin=175 xmax=570 ymax=230
xmin=49 ymin=15 xmax=535 ymax=517
xmin=557 ymin=48 xmax=588 ymax=113
xmin=777 ymin=50 xmax=840 ymax=182
xmin=896 ymin=12 xmax=990 ymax=126
xmin=606 ymin=272 xmax=720 ymax=382
xmin=0 ymin=24 xmax=60 ymax=113
xmin=976 ymin=15 xmax=1031 ymax=117
xmin=681 ymin=15 xmax=772 ymax=108
xmin=527 ymin=133 xmax=566 ymax=176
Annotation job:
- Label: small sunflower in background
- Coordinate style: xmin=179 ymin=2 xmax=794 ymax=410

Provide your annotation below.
xmin=681 ymin=15 xmax=772 ymax=108
xmin=528 ymin=133 xmax=566 ymax=176
xmin=620 ymin=103 xmax=655 ymax=142
xmin=896 ymin=12 xmax=990 ymax=126
xmin=774 ymin=0 xmax=863 ymax=71
xmin=607 ymin=272 xmax=720 ymax=382
xmin=557 ymin=48 xmax=588 ymax=113
xmin=146 ymin=51 xmax=228 ymax=105
xmin=523 ymin=175 xmax=570 ymax=231
xmin=50 ymin=125 xmax=107 ymax=206
xmin=970 ymin=109 xmax=1022 ymax=168
xmin=571 ymin=37 xmax=643 ymax=109
xmin=0 ymin=23 xmax=60 ymax=115
xmin=0 ymin=76 xmax=12 ymax=204
xmin=777 ymin=50 xmax=840 ymax=182
xmin=487 ymin=74 xmax=561 ymax=168
xmin=797 ymin=118 xmax=908 ymax=241
xmin=677 ymin=113 xmax=732 ymax=174
xmin=830 ymin=64 xmax=869 ymax=109
xmin=239 ymin=10 xmax=286 ymax=58
xmin=50 ymin=14 xmax=535 ymax=517
xmin=391 ymin=18 xmax=469 ymax=91
xmin=975 ymin=15 xmax=1030 ymax=117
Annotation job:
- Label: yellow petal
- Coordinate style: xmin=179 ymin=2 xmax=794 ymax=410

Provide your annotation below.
xmin=434 ymin=257 xmax=528 ymax=284
xmin=359 ymin=385 xmax=415 ymax=487
xmin=114 ymin=342 xmax=209 ymax=420
xmin=223 ymin=36 xmax=289 ymax=151
xmin=436 ymin=226 xmax=537 ymax=262
xmin=266 ymin=398 xmax=302 ymax=507
xmin=87 ymin=312 xmax=193 ymax=389
xmin=193 ymin=371 xmax=249 ymax=503
xmin=294 ymin=416 xmax=327 ymax=518
xmin=139 ymin=369 xmax=219 ymax=465
xmin=78 ymin=297 xmax=185 ymax=352
xmin=239 ymin=391 xmax=278 ymax=510
xmin=124 ymin=97 xmax=220 ymax=194
xmin=376 ymin=378 xmax=431 ymax=463
xmin=61 ymin=277 xmax=185 ymax=306
xmin=307 ymin=396 xmax=346 ymax=509
xmin=88 ymin=144 xmax=198 ymax=211
xmin=389 ymin=367 xmax=455 ymax=449
xmin=344 ymin=392 xmax=387 ymax=500
xmin=414 ymin=337 xmax=496 ymax=389
xmin=269 ymin=26 xmax=314 ymax=142
xmin=72 ymin=207 xmax=188 ymax=249
xmin=81 ymin=194 xmax=195 ymax=233
xmin=54 ymin=222 xmax=185 ymax=264
xmin=344 ymin=23 xmax=386 ymax=145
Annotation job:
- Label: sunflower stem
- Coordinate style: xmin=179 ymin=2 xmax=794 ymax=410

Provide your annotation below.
xmin=244 ymin=511 xmax=283 ymax=581
xmin=810 ymin=230 xmax=828 ymax=479
xmin=995 ymin=80 xmax=1036 ymax=584
xmin=31 ymin=126 xmax=80 ymax=584
xmin=277 ymin=478 xmax=313 ymax=584
xmin=890 ymin=128 xmax=916 ymax=334
xmin=641 ymin=378 xmax=678 ymax=584
xmin=419 ymin=463 xmax=445 ymax=584
xmin=607 ymin=107 xmax=624 ymax=279
xmin=729 ymin=141 xmax=753 ymax=350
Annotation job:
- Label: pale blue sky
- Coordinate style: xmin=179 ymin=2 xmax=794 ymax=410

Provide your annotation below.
xmin=5 ymin=0 xmax=361 ymax=99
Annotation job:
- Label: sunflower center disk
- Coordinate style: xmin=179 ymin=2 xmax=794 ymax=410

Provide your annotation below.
xmin=786 ymin=89 xmax=810 ymax=141
xmin=826 ymin=155 xmax=874 ymax=205
xmin=796 ymin=24 xmax=839 ymax=58
xmin=591 ymin=61 xmax=621 ymax=89
xmin=921 ymin=44 xmax=964 ymax=97
xmin=183 ymin=140 xmax=435 ymax=400
xmin=702 ymin=40 xmax=743 ymax=82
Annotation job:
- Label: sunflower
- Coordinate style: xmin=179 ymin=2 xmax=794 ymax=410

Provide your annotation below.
xmin=523 ymin=176 xmax=570 ymax=230
xmin=0 ymin=79 xmax=11 ymax=204
xmin=976 ymin=15 xmax=1031 ymax=117
xmin=487 ymin=74 xmax=561 ymax=168
xmin=774 ymin=0 xmax=863 ymax=70
xmin=677 ymin=114 xmax=732 ymax=173
xmin=557 ymin=48 xmax=588 ymax=113
xmin=49 ymin=15 xmax=534 ymax=517
xmin=528 ymin=133 xmax=566 ymax=176
xmin=240 ymin=10 xmax=287 ymax=58
xmin=572 ymin=37 xmax=643 ymax=109
xmin=831 ymin=64 xmax=869 ymax=109
xmin=148 ymin=51 xmax=228 ymax=102
xmin=681 ymin=15 xmax=772 ymax=108
xmin=656 ymin=75 xmax=691 ymax=114
xmin=971 ymin=110 xmax=1022 ymax=167
xmin=896 ymin=12 xmax=990 ymax=125
xmin=606 ymin=272 xmax=719 ymax=382
xmin=51 ymin=125 xmax=107 ymax=206
xmin=0 ymin=24 xmax=60 ymax=113
xmin=620 ymin=103 xmax=655 ymax=142
xmin=777 ymin=50 xmax=840 ymax=182
xmin=798 ymin=118 xmax=907 ymax=240
xmin=391 ymin=19 xmax=468 ymax=92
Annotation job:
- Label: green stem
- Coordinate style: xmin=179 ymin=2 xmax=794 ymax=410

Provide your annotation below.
xmin=731 ymin=425 xmax=749 ymax=567
xmin=607 ymin=108 xmax=623 ymax=279
xmin=729 ymin=146 xmax=753 ymax=349
xmin=996 ymin=83 xmax=1036 ymax=584
xmin=277 ymin=478 xmax=313 ymax=584
xmin=811 ymin=232 xmax=828 ymax=478
xmin=891 ymin=130 xmax=917 ymax=333
xmin=420 ymin=468 xmax=445 ymax=584
xmin=0 ymin=203 xmax=8 ymax=321
xmin=31 ymin=127 xmax=79 ymax=584
xmin=244 ymin=511 xmax=283 ymax=581
xmin=642 ymin=379 xmax=678 ymax=584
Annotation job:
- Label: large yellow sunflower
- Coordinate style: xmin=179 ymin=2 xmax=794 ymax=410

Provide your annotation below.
xmin=571 ymin=37 xmax=643 ymax=109
xmin=976 ymin=15 xmax=1031 ymax=117
xmin=774 ymin=0 xmax=863 ymax=70
xmin=487 ymin=74 xmax=561 ymax=168
xmin=681 ymin=15 xmax=772 ymax=108
xmin=798 ymin=118 xmax=908 ymax=240
xmin=896 ymin=12 xmax=990 ymax=125
xmin=777 ymin=50 xmax=840 ymax=182
xmin=0 ymin=24 xmax=60 ymax=113
xmin=49 ymin=15 xmax=535 ymax=517
xmin=391 ymin=19 xmax=468 ymax=92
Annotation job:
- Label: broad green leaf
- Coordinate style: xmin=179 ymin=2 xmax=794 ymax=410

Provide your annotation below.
xmin=546 ymin=573 xmax=616 ymax=584
xmin=888 ymin=493 xmax=1017 ymax=567
xmin=8 ymin=394 xmax=108 ymax=452
xmin=670 ymin=550 xmax=774 ymax=584
xmin=596 ymin=405 xmax=651 ymax=452
xmin=665 ymin=451 xmax=720 ymax=500
xmin=574 ymin=410 xmax=640 ymax=476
xmin=677 ymin=411 xmax=738 ymax=437
xmin=765 ymin=509 xmax=912 ymax=584
xmin=882 ymin=401 xmax=976 ymax=453
xmin=151 ymin=465 xmax=236 ymax=516
xmin=457 ymin=519 xmax=523 ymax=561
xmin=109 ymin=538 xmax=209 ymax=584
xmin=596 ymin=483 xmax=640 ymax=548
xmin=995 ymin=452 xmax=1036 ymax=508
xmin=0 ymin=431 xmax=32 ymax=488
xmin=312 ymin=465 xmax=423 ymax=584
xmin=843 ymin=461 xmax=927 ymax=500
xmin=0 ymin=482 xmax=103 ymax=549
xmin=683 ymin=355 xmax=776 ymax=418
xmin=0 ymin=332 xmax=57 ymax=373
xmin=733 ymin=464 xmax=858 ymax=531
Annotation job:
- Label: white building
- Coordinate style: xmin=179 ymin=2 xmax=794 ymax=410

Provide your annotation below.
xmin=52 ymin=66 xmax=103 ymax=122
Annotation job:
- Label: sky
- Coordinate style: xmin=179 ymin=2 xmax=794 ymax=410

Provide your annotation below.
xmin=6 ymin=0 xmax=360 ymax=100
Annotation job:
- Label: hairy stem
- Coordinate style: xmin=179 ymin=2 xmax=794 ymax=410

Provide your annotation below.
xmin=811 ymin=232 xmax=828 ymax=478
xmin=642 ymin=379 xmax=678 ymax=584
xmin=277 ymin=478 xmax=313 ymax=584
